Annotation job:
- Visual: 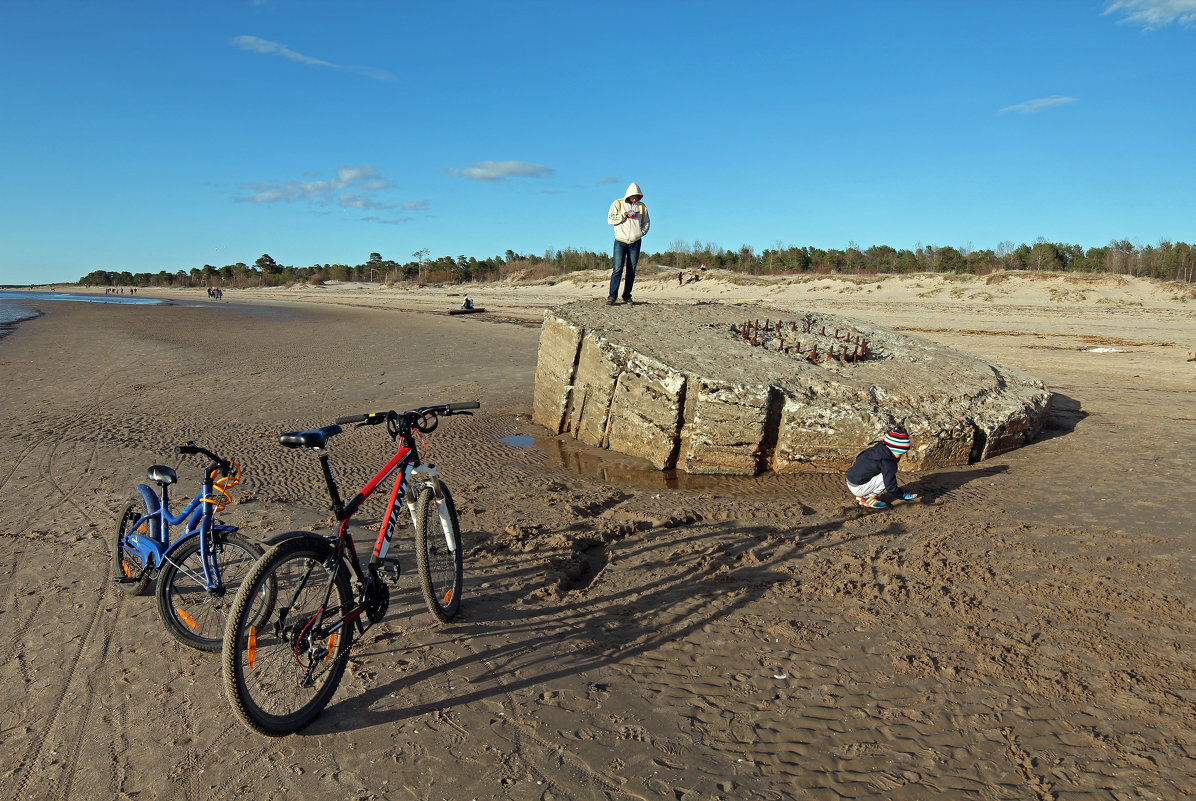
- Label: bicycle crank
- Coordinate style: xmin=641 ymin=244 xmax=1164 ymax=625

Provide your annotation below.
xmin=364 ymin=575 xmax=390 ymax=623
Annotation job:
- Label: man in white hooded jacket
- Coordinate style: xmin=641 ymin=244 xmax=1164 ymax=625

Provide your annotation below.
xmin=606 ymin=182 xmax=650 ymax=304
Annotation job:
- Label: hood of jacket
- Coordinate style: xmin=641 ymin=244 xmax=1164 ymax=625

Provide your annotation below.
xmin=624 ymin=182 xmax=643 ymax=202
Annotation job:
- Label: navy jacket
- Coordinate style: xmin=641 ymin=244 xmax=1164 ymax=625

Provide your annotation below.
xmin=846 ymin=441 xmax=901 ymax=494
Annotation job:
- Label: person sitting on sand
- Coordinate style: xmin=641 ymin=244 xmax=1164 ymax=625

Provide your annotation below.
xmin=846 ymin=426 xmax=920 ymax=509
xmin=461 ymin=296 xmax=473 ymax=310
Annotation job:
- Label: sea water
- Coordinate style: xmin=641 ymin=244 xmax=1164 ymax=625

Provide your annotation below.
xmin=0 ymin=290 xmax=166 ymax=327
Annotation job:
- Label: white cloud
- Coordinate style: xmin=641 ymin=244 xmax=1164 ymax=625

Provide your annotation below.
xmin=1104 ymin=0 xmax=1196 ymax=29
xmin=236 ymin=165 xmax=420 ymax=217
xmin=231 ymin=36 xmax=397 ymax=81
xmin=999 ymin=95 xmax=1078 ymax=114
xmin=447 ymin=160 xmax=554 ymax=182
xmin=232 ymin=35 xmax=334 ymax=67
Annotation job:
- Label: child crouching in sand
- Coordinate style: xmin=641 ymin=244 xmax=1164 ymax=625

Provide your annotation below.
xmin=846 ymin=426 xmax=920 ymax=509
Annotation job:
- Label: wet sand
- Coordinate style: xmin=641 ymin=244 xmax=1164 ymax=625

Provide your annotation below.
xmin=0 ymin=271 xmax=1193 ymax=800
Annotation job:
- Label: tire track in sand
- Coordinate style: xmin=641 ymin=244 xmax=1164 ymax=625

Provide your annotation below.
xmin=6 ymin=571 xmax=122 ymax=801
xmin=29 ymin=368 xmax=130 ymax=532
xmin=4 ymin=363 xmax=153 ymax=801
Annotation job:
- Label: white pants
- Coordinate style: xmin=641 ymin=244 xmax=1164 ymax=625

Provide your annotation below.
xmin=847 ymin=474 xmax=888 ymax=499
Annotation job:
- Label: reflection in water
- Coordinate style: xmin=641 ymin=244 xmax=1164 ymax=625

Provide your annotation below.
xmin=531 ymin=433 xmax=845 ymax=497
xmin=500 ymin=435 xmax=536 ymax=447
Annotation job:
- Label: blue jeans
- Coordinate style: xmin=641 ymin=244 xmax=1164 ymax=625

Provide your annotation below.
xmin=609 ymin=239 xmax=640 ymax=300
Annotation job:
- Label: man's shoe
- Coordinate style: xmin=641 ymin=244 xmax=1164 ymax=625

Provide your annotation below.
xmin=606 ymin=297 xmax=617 ymax=306
xmin=622 ymin=297 xmax=634 ymax=305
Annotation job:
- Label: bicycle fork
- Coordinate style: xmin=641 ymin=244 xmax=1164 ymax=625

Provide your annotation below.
xmin=403 ymin=464 xmax=457 ymax=553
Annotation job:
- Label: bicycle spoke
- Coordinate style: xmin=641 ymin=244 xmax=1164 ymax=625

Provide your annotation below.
xmin=155 ymin=532 xmax=262 ymax=651
xmin=223 ymin=538 xmax=354 ymax=735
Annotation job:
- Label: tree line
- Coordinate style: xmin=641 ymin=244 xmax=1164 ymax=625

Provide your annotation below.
xmin=78 ymin=238 xmax=1195 ymax=289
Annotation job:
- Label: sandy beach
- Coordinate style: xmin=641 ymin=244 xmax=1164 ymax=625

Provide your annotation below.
xmin=1 ymin=268 xmax=1194 ymax=800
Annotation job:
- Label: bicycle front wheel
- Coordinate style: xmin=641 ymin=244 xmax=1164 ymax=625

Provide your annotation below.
xmin=113 ymin=501 xmax=153 ymax=596
xmin=155 ymin=530 xmax=264 ymax=651
xmin=222 ymin=536 xmax=355 ymax=736
xmin=414 ymin=484 xmax=463 ymax=623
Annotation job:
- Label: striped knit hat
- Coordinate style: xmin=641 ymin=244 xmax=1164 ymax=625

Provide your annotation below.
xmin=883 ymin=427 xmax=910 ymax=455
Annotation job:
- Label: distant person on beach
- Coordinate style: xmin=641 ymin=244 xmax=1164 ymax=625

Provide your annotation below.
xmin=461 ymin=296 xmax=473 ymax=310
xmin=606 ymin=182 xmax=650 ymax=305
xmin=846 ymin=426 xmax=920 ymax=509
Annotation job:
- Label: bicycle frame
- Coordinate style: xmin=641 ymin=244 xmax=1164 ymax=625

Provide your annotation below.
xmin=299 ymin=444 xmax=419 ymax=636
xmin=125 ymin=477 xmax=229 ymax=589
xmin=282 ymin=435 xmax=456 ymax=647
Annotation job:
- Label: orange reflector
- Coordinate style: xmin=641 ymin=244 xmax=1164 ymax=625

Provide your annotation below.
xmin=247 ymin=626 xmax=256 ymax=669
xmin=176 ymin=608 xmax=198 ymax=629
xmin=121 ymin=560 xmax=134 ymax=578
xmin=442 ymin=589 xmax=454 ymax=604
xmin=326 ymin=632 xmax=337 ymax=663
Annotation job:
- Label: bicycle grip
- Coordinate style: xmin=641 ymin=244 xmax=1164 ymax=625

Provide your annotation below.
xmin=335 ymin=412 xmax=388 ymax=426
xmin=446 ymin=402 xmax=480 ymax=411
xmin=177 ymin=444 xmax=200 ymax=456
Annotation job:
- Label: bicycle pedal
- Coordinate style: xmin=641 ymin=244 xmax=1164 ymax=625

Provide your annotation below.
xmin=377 ymin=557 xmax=401 ymax=584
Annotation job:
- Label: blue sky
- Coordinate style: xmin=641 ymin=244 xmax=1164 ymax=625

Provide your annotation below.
xmin=2 ymin=0 xmax=1194 ymax=285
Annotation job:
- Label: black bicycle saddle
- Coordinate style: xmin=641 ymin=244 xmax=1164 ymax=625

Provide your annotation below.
xmin=278 ymin=425 xmax=343 ymax=450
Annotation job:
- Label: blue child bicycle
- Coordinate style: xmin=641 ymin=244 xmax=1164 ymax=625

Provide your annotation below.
xmin=112 ymin=443 xmax=265 ymax=651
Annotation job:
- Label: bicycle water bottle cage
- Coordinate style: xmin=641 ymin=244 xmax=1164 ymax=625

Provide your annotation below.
xmin=278 ymin=424 xmax=343 ymax=451
xmin=147 ymin=465 xmax=177 ymax=486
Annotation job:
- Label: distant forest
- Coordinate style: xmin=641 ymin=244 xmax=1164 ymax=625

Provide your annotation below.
xmin=78 ymin=238 xmax=1196 ymax=288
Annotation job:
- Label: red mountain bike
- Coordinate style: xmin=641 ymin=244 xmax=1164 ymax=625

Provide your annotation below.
xmin=221 ymin=402 xmax=477 ymax=735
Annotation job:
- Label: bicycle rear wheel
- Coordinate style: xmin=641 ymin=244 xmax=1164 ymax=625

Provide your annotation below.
xmin=414 ymin=484 xmax=463 ymax=623
xmin=222 ymin=536 xmax=355 ymax=736
xmin=155 ymin=530 xmax=264 ymax=651
xmin=113 ymin=501 xmax=153 ymax=596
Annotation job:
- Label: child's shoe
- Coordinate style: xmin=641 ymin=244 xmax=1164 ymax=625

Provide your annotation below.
xmin=858 ymin=493 xmax=888 ymax=509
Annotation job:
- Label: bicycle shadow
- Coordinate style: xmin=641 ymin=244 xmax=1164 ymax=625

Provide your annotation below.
xmin=309 ymin=510 xmax=908 ymax=735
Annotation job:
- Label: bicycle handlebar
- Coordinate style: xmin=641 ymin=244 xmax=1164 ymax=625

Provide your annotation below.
xmin=177 ymin=442 xmax=234 ymax=476
xmin=334 ymin=402 xmax=480 ymax=435
xmin=336 ymin=402 xmax=479 ymax=424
